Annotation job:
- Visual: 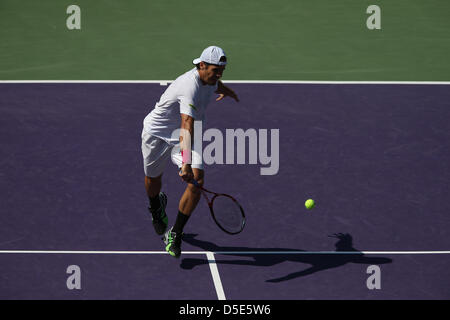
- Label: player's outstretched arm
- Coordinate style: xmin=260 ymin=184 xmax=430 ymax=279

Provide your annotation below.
xmin=216 ymin=80 xmax=239 ymax=102
xmin=179 ymin=114 xmax=194 ymax=182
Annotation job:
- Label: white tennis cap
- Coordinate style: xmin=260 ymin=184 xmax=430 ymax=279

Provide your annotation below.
xmin=192 ymin=46 xmax=227 ymax=66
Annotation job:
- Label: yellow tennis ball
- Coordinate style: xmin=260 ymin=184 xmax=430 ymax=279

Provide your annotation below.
xmin=305 ymin=199 xmax=315 ymax=210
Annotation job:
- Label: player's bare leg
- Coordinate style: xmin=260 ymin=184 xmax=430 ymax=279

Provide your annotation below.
xmin=145 ymin=175 xmax=162 ymax=198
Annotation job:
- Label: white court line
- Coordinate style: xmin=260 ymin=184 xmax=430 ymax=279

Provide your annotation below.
xmin=0 ymin=249 xmax=228 ymax=300
xmin=0 ymin=250 xmax=205 ymax=255
xmin=0 ymin=250 xmax=450 ymax=254
xmin=206 ymin=252 xmax=226 ymax=300
xmin=214 ymin=251 xmax=450 ymax=255
xmin=1 ymin=249 xmax=448 ymax=300
xmin=1 ymin=250 xmax=450 ymax=255
xmin=0 ymin=80 xmax=450 ymax=85
xmin=0 ymin=250 xmax=450 ymax=255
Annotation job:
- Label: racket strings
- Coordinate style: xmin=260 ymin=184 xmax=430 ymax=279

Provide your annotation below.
xmin=212 ymin=195 xmax=244 ymax=233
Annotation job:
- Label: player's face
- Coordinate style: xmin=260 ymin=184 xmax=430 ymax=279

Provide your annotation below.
xmin=200 ymin=63 xmax=225 ymax=85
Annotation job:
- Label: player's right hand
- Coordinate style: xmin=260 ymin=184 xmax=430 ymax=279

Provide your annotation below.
xmin=179 ymin=164 xmax=194 ymax=182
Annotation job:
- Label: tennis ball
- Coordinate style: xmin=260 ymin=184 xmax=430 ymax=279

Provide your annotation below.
xmin=305 ymin=199 xmax=315 ymax=210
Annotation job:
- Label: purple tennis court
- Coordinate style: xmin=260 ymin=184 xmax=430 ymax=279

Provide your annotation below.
xmin=0 ymin=82 xmax=449 ymax=299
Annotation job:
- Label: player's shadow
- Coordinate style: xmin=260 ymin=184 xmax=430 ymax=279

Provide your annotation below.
xmin=181 ymin=233 xmax=393 ymax=283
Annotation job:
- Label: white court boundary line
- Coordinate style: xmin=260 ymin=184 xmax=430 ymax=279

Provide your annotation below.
xmin=206 ymin=252 xmax=226 ymax=300
xmin=1 ymin=250 xmax=450 ymax=255
xmin=1 ymin=80 xmax=450 ymax=85
xmin=0 ymin=250 xmax=229 ymax=300
xmin=1 ymin=249 xmax=449 ymax=300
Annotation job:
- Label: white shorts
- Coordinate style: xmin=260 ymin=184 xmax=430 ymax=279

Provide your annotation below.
xmin=141 ymin=130 xmax=203 ymax=177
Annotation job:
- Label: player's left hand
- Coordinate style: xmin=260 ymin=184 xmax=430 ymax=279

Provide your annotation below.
xmin=216 ymin=92 xmax=239 ymax=102
xmin=216 ymin=82 xmax=239 ymax=102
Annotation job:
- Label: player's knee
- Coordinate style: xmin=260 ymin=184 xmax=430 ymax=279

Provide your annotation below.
xmin=145 ymin=174 xmax=162 ymax=183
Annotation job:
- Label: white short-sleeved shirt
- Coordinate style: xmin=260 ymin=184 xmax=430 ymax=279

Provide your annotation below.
xmin=143 ymin=68 xmax=218 ymax=144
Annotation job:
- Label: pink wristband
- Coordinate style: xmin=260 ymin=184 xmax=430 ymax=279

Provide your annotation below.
xmin=181 ymin=150 xmax=191 ymax=164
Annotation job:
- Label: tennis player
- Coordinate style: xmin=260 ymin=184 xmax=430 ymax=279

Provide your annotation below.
xmin=141 ymin=46 xmax=239 ymax=258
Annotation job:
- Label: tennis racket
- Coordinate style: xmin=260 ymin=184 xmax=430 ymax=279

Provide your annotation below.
xmin=189 ymin=179 xmax=246 ymax=235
